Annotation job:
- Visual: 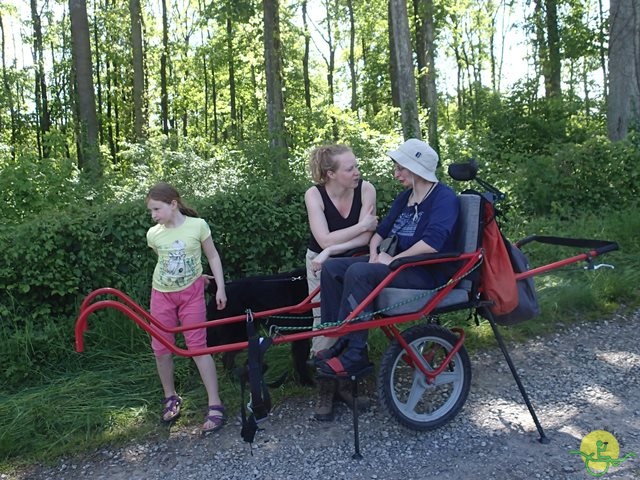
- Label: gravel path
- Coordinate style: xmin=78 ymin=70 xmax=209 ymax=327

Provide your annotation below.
xmin=7 ymin=310 xmax=640 ymax=480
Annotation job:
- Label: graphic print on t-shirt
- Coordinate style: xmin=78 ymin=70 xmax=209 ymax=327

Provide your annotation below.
xmin=391 ymin=210 xmax=423 ymax=239
xmin=158 ymin=239 xmax=198 ymax=288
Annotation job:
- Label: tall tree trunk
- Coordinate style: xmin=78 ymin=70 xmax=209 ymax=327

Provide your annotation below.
xmin=321 ymin=0 xmax=338 ymax=140
xmin=94 ymin=0 xmax=105 ymax=147
xmin=69 ymin=0 xmax=101 ymax=177
xmin=423 ymin=0 xmax=438 ymax=150
xmin=533 ymin=0 xmax=546 ymax=99
xmin=211 ymin=47 xmax=219 ymax=144
xmin=413 ymin=0 xmax=428 ymax=109
xmin=607 ymin=0 xmax=640 ymax=140
xmin=597 ymin=0 xmax=608 ymax=99
xmin=160 ymin=0 xmax=169 ymax=135
xmin=325 ymin=0 xmax=336 ymax=107
xmin=130 ymin=0 xmax=145 ymax=140
xmin=489 ymin=9 xmax=497 ymax=91
xmin=414 ymin=0 xmax=438 ymax=149
xmin=388 ymin=1 xmax=400 ymax=108
xmin=204 ymin=27 xmax=219 ymax=143
xmin=361 ymin=36 xmax=380 ymax=115
xmin=263 ymin=0 xmax=289 ymax=173
xmin=226 ymin=17 xmax=237 ymax=139
xmin=316 ymin=0 xmax=339 ymax=139
xmin=31 ymin=0 xmax=51 ymax=159
xmin=389 ymin=0 xmax=421 ymax=139
xmin=545 ymin=0 xmax=561 ymax=97
xmin=203 ymin=50 xmax=209 ymax=137
xmin=302 ymin=0 xmax=311 ymax=109
xmin=113 ymin=67 xmax=120 ymax=157
xmin=535 ymin=0 xmax=561 ymax=98
xmin=347 ymin=0 xmax=357 ymax=112
xmin=0 ymin=13 xmax=17 ymax=155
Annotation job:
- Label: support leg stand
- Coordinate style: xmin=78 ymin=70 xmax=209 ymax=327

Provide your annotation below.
xmin=317 ymin=363 xmax=374 ymax=459
xmin=487 ymin=315 xmax=549 ymax=444
xmin=351 ymin=374 xmax=363 ymax=460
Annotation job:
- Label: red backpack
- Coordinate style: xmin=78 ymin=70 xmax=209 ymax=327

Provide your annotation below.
xmin=479 ymin=201 xmax=519 ymax=316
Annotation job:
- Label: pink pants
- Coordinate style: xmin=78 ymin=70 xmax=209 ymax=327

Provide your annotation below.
xmin=150 ymin=276 xmax=207 ymax=356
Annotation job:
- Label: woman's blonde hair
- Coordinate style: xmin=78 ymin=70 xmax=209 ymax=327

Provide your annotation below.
xmin=146 ymin=182 xmax=199 ymax=217
xmin=308 ymin=144 xmax=352 ymax=185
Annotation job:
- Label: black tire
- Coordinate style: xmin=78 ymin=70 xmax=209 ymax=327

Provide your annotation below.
xmin=377 ymin=324 xmax=471 ymax=431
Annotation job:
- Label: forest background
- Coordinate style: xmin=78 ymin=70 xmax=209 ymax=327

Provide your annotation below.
xmin=0 ymin=0 xmax=639 ymax=468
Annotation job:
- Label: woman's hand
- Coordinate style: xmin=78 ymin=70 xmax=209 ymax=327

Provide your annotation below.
xmin=359 ymin=211 xmax=378 ymax=232
xmin=203 ymin=274 xmax=227 ymax=310
xmin=310 ymin=249 xmax=331 ymax=275
xmin=215 ymin=289 xmax=227 ymax=310
xmin=373 ymin=251 xmax=393 ymax=265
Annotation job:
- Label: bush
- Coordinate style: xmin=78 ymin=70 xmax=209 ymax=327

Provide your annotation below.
xmin=510 ymin=135 xmax=640 ymax=216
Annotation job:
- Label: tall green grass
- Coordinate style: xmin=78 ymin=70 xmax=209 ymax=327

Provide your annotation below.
xmin=1 ymin=203 xmax=638 ymax=468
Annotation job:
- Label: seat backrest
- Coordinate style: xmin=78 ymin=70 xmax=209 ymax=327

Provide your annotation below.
xmin=375 ymin=193 xmax=483 ymax=316
xmin=455 ymin=193 xmax=482 ymax=291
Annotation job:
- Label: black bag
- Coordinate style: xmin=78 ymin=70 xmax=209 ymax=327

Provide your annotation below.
xmin=492 ymin=243 xmax=540 ymax=326
xmin=378 ymin=235 xmax=399 ymax=256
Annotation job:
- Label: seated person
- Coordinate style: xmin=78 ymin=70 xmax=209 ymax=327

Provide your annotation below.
xmin=314 ymin=138 xmax=460 ymax=376
xmin=304 ymin=144 xmax=377 ymax=356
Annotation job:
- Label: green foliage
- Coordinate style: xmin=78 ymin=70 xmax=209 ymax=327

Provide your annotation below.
xmin=0 ymin=202 xmax=153 ymax=324
xmin=0 ymin=150 xmax=90 ymax=225
xmin=197 ymin=179 xmax=310 ymax=277
xmin=441 ymin=90 xmax=640 ymax=217
xmin=507 ymin=135 xmax=639 ymax=216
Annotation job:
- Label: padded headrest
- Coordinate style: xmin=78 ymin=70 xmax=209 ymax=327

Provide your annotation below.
xmin=448 ymin=159 xmax=478 ymax=181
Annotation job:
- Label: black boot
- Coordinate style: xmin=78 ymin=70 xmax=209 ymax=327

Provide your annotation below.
xmin=313 ymin=378 xmax=337 ymax=421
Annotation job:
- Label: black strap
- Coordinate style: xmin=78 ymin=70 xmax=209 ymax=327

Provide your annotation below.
xmin=516 ymin=235 xmax=619 ymax=255
xmin=238 ymin=310 xmax=273 ymax=446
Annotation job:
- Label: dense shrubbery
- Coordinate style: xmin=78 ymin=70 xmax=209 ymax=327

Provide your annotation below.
xmin=441 ymin=88 xmax=640 ymax=217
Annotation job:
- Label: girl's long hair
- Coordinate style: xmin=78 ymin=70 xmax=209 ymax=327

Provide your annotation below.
xmin=146 ymin=182 xmax=199 ymax=217
xmin=308 ymin=144 xmax=351 ymax=185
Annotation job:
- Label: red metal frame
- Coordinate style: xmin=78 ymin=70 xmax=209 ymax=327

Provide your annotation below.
xmin=380 ymin=324 xmax=466 ymax=382
xmin=74 ymin=244 xmax=613 ymax=362
xmin=76 ymin=251 xmax=480 ymax=357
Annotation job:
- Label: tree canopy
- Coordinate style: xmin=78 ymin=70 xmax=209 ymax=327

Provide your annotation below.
xmin=0 ymin=0 xmax=635 ymax=216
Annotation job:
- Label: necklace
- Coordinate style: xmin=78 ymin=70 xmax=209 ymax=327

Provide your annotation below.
xmin=410 ymin=182 xmax=436 ymax=221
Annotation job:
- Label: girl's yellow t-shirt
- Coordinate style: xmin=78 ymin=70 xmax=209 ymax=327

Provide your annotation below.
xmin=146 ymin=216 xmax=210 ymax=292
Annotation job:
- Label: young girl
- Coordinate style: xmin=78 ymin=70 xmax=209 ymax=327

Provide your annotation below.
xmin=146 ymin=182 xmax=227 ymax=434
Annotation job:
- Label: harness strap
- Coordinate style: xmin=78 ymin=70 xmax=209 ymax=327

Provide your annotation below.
xmin=239 ymin=310 xmax=273 ymax=447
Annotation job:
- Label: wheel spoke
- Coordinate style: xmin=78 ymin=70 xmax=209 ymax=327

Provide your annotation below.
xmin=403 ymin=370 xmax=428 ymax=411
xmin=431 ymin=370 xmax=460 ymax=387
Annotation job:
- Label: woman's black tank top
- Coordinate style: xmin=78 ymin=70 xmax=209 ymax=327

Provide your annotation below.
xmin=308 ymin=179 xmax=363 ymax=253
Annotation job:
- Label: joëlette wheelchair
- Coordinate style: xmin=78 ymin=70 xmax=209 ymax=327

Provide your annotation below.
xmin=75 ymin=159 xmax=618 ymax=454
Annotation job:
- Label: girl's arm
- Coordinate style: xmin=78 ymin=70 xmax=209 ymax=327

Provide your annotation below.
xmin=201 ymin=236 xmax=227 ymax=310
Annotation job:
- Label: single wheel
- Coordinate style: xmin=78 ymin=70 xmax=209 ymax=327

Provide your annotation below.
xmin=378 ymin=323 xmax=471 ymax=430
